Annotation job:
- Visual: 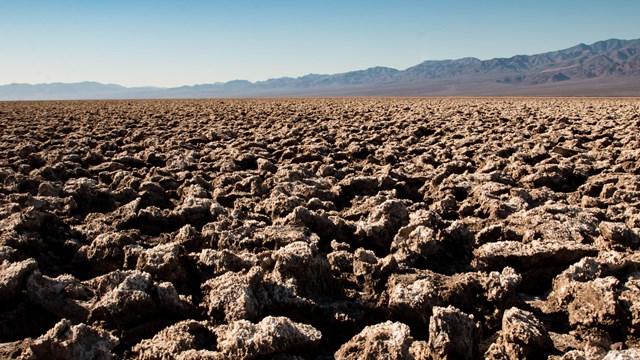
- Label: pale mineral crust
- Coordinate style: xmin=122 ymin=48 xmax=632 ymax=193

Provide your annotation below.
xmin=0 ymin=97 xmax=639 ymax=359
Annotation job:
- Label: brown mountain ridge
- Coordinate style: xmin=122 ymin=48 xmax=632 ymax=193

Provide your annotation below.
xmin=1 ymin=38 xmax=639 ymax=99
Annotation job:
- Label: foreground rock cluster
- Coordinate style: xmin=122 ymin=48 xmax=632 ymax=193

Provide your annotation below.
xmin=1 ymin=98 xmax=639 ymax=359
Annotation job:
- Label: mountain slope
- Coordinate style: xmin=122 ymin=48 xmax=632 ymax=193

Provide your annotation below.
xmin=1 ymin=38 xmax=639 ymax=100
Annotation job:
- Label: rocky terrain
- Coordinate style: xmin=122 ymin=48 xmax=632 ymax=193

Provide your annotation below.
xmin=1 ymin=98 xmax=640 ymax=359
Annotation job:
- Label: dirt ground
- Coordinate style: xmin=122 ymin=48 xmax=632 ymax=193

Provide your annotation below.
xmin=1 ymin=98 xmax=640 ymax=359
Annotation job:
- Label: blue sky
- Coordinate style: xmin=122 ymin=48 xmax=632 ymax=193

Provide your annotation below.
xmin=1 ymin=0 xmax=638 ymax=87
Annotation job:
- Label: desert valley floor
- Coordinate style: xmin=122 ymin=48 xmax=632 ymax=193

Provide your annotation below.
xmin=1 ymin=98 xmax=640 ymax=359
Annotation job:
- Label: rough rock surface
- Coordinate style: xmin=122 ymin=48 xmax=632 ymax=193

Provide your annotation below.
xmin=0 ymin=258 xmax=37 ymax=303
xmin=200 ymin=266 xmax=265 ymax=322
xmin=428 ymin=306 xmax=481 ymax=360
xmin=215 ymin=316 xmax=322 ymax=359
xmin=485 ymin=307 xmax=553 ymax=359
xmin=334 ymin=321 xmax=417 ymax=360
xmin=133 ymin=320 xmax=219 ymax=360
xmin=30 ymin=319 xmax=119 ymax=360
xmin=1 ymin=98 xmax=640 ymax=358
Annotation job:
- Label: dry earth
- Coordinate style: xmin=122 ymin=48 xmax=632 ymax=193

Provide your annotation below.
xmin=1 ymin=98 xmax=640 ymax=359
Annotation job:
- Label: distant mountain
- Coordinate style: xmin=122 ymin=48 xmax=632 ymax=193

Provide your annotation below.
xmin=400 ymin=38 xmax=640 ymax=83
xmin=1 ymin=38 xmax=639 ymax=100
xmin=0 ymin=82 xmax=161 ymax=100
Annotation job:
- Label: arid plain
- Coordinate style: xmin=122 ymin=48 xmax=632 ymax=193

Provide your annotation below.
xmin=1 ymin=98 xmax=640 ymax=359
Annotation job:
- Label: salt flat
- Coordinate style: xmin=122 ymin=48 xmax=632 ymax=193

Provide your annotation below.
xmin=1 ymin=98 xmax=639 ymax=359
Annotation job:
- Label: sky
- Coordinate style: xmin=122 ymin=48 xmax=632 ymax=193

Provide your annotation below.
xmin=1 ymin=0 xmax=639 ymax=87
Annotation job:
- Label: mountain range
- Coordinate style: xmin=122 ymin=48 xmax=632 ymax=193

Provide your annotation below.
xmin=2 ymin=38 xmax=639 ymax=100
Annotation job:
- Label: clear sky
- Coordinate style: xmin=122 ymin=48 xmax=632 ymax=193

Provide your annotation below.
xmin=1 ymin=0 xmax=638 ymax=87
